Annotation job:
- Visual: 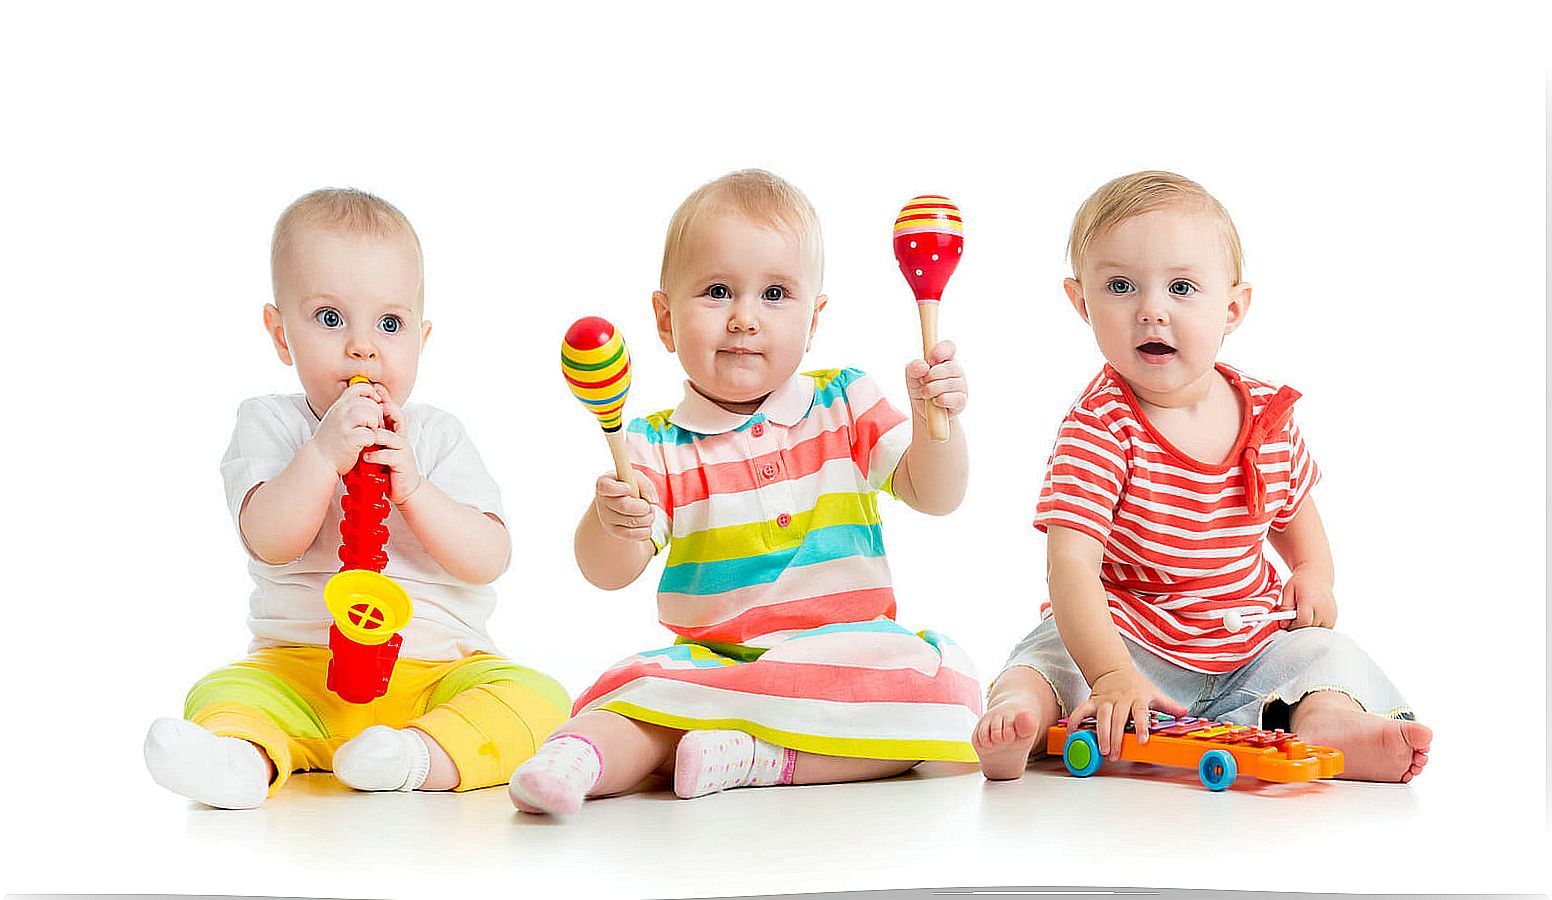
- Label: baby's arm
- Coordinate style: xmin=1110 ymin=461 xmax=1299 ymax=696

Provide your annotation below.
xmin=240 ymin=382 xmax=382 ymax=564
xmin=574 ymin=474 xmax=656 ymax=590
xmin=891 ymin=340 xmax=969 ymax=515
xmin=1047 ymin=524 xmax=1188 ymax=758
xmin=1266 ymin=498 xmax=1337 ymax=628
xmin=394 ymin=483 xmax=511 ymax=585
xmin=369 ymin=392 xmax=509 ymax=585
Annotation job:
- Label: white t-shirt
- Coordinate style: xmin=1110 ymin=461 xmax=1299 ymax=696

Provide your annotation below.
xmin=220 ymin=394 xmax=505 ymax=660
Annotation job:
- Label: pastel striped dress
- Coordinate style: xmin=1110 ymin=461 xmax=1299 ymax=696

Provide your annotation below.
xmin=1034 ymin=363 xmax=1321 ymax=673
xmin=571 ymin=368 xmax=982 ymax=762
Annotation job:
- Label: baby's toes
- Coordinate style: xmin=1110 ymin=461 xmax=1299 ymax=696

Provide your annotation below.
xmin=1012 ymin=709 xmax=1039 ymax=741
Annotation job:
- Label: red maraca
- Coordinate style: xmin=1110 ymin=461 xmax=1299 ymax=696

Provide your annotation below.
xmin=894 ymin=195 xmax=963 ymax=441
xmin=561 ymin=316 xmax=638 ymax=497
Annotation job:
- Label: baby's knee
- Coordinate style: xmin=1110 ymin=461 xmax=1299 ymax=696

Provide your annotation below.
xmin=1276 ymin=625 xmax=1362 ymax=661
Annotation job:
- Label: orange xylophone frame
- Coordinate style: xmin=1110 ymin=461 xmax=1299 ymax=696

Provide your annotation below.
xmin=1049 ymin=712 xmax=1344 ymax=790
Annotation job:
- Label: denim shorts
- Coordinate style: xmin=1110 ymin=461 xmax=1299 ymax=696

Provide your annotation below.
xmin=1000 ymin=618 xmax=1415 ymax=730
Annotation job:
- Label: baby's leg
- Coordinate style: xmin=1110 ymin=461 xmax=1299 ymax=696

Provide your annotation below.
xmin=672 ymin=730 xmax=918 ymax=799
xmin=338 ymin=663 xmax=571 ymax=793
xmin=1290 ymin=690 xmax=1431 ymax=783
xmin=1220 ymin=627 xmax=1430 ymax=783
xmin=972 ymin=666 xmax=1062 ymax=780
xmin=149 ymin=657 xmax=326 ymax=809
xmin=508 ymin=709 xmax=681 ymax=815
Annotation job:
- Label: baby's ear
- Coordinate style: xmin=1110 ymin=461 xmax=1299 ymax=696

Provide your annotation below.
xmin=420 ymin=318 xmax=433 ymax=348
xmin=1224 ymin=283 xmax=1252 ymax=334
xmin=1063 ymin=278 xmax=1089 ymax=323
xmin=652 ymin=290 xmax=676 ymax=352
xmin=263 ymin=303 xmax=293 ymax=366
xmin=807 ymin=294 xmax=828 ymax=350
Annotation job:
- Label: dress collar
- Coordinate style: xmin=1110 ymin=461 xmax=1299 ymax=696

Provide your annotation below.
xmin=667 ymin=373 xmax=815 ymax=435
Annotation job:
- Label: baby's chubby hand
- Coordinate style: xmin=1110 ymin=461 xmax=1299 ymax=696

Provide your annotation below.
xmin=1068 ymin=667 xmax=1189 ymax=760
xmin=1281 ymin=568 xmax=1337 ymax=629
xmin=592 ymin=473 xmax=657 ymax=543
xmin=309 ymin=381 xmax=385 ymax=475
xmin=363 ymin=389 xmax=424 ymax=506
xmin=905 ymin=340 xmax=968 ymax=418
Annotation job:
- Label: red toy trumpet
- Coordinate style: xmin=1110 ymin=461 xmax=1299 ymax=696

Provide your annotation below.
xmin=324 ymin=376 xmax=413 ymax=703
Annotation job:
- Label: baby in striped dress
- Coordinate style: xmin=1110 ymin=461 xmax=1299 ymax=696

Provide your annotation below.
xmin=973 ymin=171 xmax=1431 ymax=783
xmin=508 ymin=169 xmax=984 ymax=815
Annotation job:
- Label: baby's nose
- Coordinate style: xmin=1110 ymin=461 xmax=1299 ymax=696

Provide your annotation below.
xmin=1137 ymin=301 xmax=1170 ymax=325
xmin=728 ymin=303 xmax=760 ymax=332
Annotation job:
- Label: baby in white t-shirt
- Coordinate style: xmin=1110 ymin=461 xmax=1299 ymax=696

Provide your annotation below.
xmin=143 ymin=188 xmax=569 ymax=808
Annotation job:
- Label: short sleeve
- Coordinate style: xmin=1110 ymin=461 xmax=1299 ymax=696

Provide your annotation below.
xmin=219 ymin=397 xmax=303 ymax=525
xmin=1033 ymin=405 xmax=1128 ymax=545
xmin=1270 ymin=418 xmax=1321 ymax=531
xmin=415 ymin=408 xmax=505 ymax=522
xmin=838 ymin=369 xmax=910 ymax=496
xmin=626 ymin=419 xmax=674 ymax=555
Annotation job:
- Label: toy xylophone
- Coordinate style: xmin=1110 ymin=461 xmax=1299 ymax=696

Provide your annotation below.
xmin=1049 ymin=712 xmax=1343 ymax=790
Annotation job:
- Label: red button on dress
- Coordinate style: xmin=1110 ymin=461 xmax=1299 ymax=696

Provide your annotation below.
xmin=751 ymin=423 xmax=765 ymax=438
xmin=777 ymin=513 xmax=792 ymax=528
xmin=761 ymin=463 xmax=777 ymax=479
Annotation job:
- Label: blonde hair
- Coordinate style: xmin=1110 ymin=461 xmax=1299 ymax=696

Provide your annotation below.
xmin=271 ymin=187 xmax=424 ymax=303
xmin=660 ymin=169 xmax=824 ymax=291
xmin=1067 ymin=170 xmax=1244 ymax=284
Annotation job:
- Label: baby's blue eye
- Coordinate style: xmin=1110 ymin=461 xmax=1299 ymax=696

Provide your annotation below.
xmin=1106 ymin=278 xmax=1134 ymax=294
xmin=763 ymin=285 xmax=787 ymax=303
xmin=315 ymin=308 xmax=343 ymax=328
xmin=707 ymin=284 xmax=731 ymax=300
xmin=1169 ymin=280 xmax=1197 ymax=297
xmin=379 ymin=314 xmax=402 ymax=334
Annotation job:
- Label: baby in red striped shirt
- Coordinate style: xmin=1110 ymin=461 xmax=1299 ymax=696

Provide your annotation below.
xmin=973 ymin=171 xmax=1430 ymax=783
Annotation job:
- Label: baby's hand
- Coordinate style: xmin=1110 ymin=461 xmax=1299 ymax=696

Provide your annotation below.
xmin=362 ymin=390 xmax=423 ymax=505
xmin=1281 ymin=569 xmax=1337 ymax=629
xmin=904 ymin=340 xmax=968 ymax=419
xmin=310 ymin=382 xmax=385 ymax=475
xmin=1068 ymin=667 xmax=1190 ymax=760
xmin=593 ymin=473 xmax=655 ymax=543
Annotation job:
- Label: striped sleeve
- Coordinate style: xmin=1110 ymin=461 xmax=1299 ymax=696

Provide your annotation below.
xmin=840 ymin=369 xmax=911 ymax=496
xmin=1033 ymin=405 xmax=1128 ymax=544
xmin=1271 ymin=418 xmax=1321 ymax=531
xmin=625 ymin=417 xmax=674 ymax=554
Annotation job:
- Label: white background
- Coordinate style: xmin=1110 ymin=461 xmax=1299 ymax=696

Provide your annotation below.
xmin=2 ymin=2 xmax=1546 ymax=898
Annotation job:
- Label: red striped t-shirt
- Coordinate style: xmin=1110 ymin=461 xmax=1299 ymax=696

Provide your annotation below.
xmin=1034 ymin=363 xmax=1320 ymax=673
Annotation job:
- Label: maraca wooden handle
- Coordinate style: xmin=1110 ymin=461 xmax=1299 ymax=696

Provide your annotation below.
xmin=917 ymin=304 xmax=949 ymax=441
xmin=604 ymin=429 xmax=641 ymax=499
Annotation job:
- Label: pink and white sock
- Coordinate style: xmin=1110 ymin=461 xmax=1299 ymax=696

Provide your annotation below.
xmin=674 ymin=729 xmax=796 ymax=799
xmin=507 ymin=733 xmax=603 ymax=815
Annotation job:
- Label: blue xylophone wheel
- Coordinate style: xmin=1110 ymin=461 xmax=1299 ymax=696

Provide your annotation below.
xmin=1063 ymin=730 xmax=1103 ymax=778
xmin=1198 ymin=749 xmax=1238 ymax=791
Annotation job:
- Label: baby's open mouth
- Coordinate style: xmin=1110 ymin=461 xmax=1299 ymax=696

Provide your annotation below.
xmin=1136 ymin=340 xmax=1176 ymax=363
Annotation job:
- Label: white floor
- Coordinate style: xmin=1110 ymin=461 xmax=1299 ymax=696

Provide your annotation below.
xmin=7 ymin=746 xmax=1548 ymax=899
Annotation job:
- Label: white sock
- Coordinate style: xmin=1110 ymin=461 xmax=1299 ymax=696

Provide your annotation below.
xmin=144 ymin=717 xmax=270 ymax=810
xmin=333 ymin=725 xmax=432 ymax=792
xmin=674 ymin=729 xmax=795 ymax=799
xmin=507 ymin=733 xmax=603 ymax=815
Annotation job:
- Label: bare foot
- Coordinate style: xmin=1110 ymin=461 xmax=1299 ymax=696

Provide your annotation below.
xmin=1295 ymin=704 xmax=1432 ymax=783
xmin=972 ymin=701 xmax=1045 ymax=781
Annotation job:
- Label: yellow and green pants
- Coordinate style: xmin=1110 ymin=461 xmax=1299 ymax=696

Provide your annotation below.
xmin=184 ymin=647 xmax=570 ymax=795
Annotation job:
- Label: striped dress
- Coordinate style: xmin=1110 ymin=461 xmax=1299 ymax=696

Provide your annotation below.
xmin=1034 ymin=363 xmax=1320 ymax=673
xmin=571 ymin=368 xmax=982 ymax=762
